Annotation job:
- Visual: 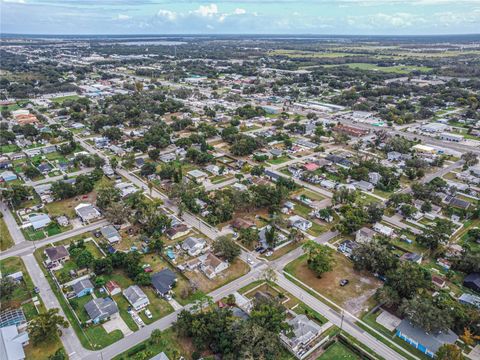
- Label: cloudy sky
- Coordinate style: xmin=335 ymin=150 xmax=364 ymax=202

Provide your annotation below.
xmin=1 ymin=0 xmax=479 ymax=35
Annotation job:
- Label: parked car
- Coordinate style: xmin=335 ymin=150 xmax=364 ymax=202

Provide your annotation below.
xmin=145 ymin=309 xmax=153 ymax=319
xmin=339 ymin=279 xmax=349 ymax=286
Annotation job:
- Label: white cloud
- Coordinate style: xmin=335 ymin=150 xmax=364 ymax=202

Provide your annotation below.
xmin=233 ymin=8 xmax=246 ymax=15
xmin=193 ymin=3 xmax=218 ymax=17
xmin=3 ymin=0 xmax=26 ymax=3
xmin=157 ymin=9 xmax=177 ymax=21
xmin=114 ymin=14 xmax=130 ymax=21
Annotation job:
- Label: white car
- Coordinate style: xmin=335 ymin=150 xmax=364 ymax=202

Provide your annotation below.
xmin=144 ymin=309 xmax=153 ymax=319
xmin=247 ymin=257 xmax=254 ymax=265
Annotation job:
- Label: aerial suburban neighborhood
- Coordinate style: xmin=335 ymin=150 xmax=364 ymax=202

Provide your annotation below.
xmin=0 ymin=11 xmax=480 ymax=360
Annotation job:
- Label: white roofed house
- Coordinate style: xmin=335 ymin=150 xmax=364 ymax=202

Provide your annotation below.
xmin=356 ymin=227 xmax=376 ymax=243
xmin=181 ymin=236 xmax=207 ymax=257
xmin=75 ymin=203 xmax=101 ymax=223
xmin=280 ymin=314 xmax=322 ymax=357
xmin=186 ymin=169 xmax=208 ymax=183
xmin=373 ymin=222 xmax=395 ymax=237
xmin=114 ymin=182 xmax=138 ymax=198
xmin=198 ymin=252 xmax=229 ymax=279
xmin=123 ymin=285 xmax=150 ymax=311
xmin=288 ymin=215 xmax=312 ymax=232
xmin=0 ymin=325 xmax=29 ymax=360
xmin=101 ymin=225 xmax=121 ymax=244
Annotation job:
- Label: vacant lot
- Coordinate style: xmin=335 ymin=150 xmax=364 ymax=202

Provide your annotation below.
xmin=317 ymin=342 xmax=360 ymax=360
xmin=45 ymin=191 xmax=97 ymax=218
xmin=185 ymin=258 xmax=249 ymax=293
xmin=0 ymin=218 xmax=14 ymax=250
xmin=285 ymin=253 xmax=381 ymax=315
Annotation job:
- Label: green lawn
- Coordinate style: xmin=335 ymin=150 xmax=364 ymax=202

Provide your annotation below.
xmin=267 ymin=155 xmax=290 ymax=165
xmin=0 ymin=218 xmax=14 ymax=251
xmin=318 ymin=342 xmax=360 ymax=360
xmin=0 ymin=144 xmax=20 ymax=153
xmin=0 ymin=257 xmax=35 ymax=307
xmin=50 ymin=95 xmax=80 ymax=104
xmin=69 ymin=294 xmax=94 ymax=323
xmin=112 ymin=294 xmax=139 ymax=332
xmin=112 ymin=328 xmax=189 ymax=360
xmin=334 ymin=63 xmax=432 ymax=74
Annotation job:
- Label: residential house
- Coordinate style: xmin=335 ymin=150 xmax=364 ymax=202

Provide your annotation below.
xmin=37 ymin=163 xmax=52 ymax=175
xmin=448 ymin=197 xmax=471 ymax=210
xmin=400 ymin=252 xmax=423 ymax=264
xmin=0 ymin=170 xmax=17 ymax=182
xmin=165 ymin=223 xmax=190 ymax=240
xmin=56 ymin=216 xmax=69 ymax=227
xmin=205 ymin=164 xmax=222 ymax=176
xmin=186 ymin=169 xmax=208 ymax=183
xmin=0 ymin=309 xmax=26 ymax=329
xmin=72 ymin=279 xmax=94 ymax=298
xmin=396 ymin=320 xmax=458 ymax=358
xmin=352 ymin=180 xmax=374 ymax=192
xmin=0 ymin=325 xmax=29 ymax=360
xmin=281 ymin=314 xmax=322 ymax=356
xmin=101 ymin=225 xmax=121 ymax=244
xmin=150 ymin=353 xmax=170 ymax=360
xmin=288 ymin=215 xmax=312 ymax=232
xmin=75 ymin=203 xmax=101 ymax=223
xmin=231 ymin=218 xmax=255 ymax=230
xmin=463 ymin=273 xmax=480 ymax=292
xmin=369 ymin=172 xmax=381 ymax=185
xmin=303 ymin=163 xmax=320 ymax=172
xmin=181 ymin=237 xmax=207 ymax=257
xmin=105 ymin=280 xmax=121 ymax=296
xmin=28 ymin=213 xmax=51 ymax=230
xmin=151 ymin=269 xmax=177 ymax=298
xmin=264 ymin=169 xmax=282 ymax=182
xmin=114 ymin=182 xmax=138 ymax=198
xmin=84 ymin=297 xmax=119 ymax=324
xmin=338 ymin=240 xmax=359 ymax=257
xmin=356 ymin=227 xmax=376 ymax=243
xmin=44 ymin=245 xmax=70 ymax=268
xmin=232 ymin=292 xmax=253 ymax=313
xmin=458 ymin=293 xmax=480 ymax=309
xmin=198 ymin=252 xmax=229 ymax=279
xmin=373 ymin=223 xmax=394 ymax=237
xmin=123 ymin=285 xmax=150 ymax=311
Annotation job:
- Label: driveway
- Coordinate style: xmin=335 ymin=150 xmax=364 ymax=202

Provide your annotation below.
xmin=103 ymin=316 xmax=132 ymax=336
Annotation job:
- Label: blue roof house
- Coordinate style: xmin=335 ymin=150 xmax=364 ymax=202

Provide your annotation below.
xmin=396 ymin=320 xmax=458 ymax=358
xmin=0 ymin=170 xmax=17 ymax=182
xmin=29 ymin=213 xmax=52 ymax=230
xmin=72 ymin=279 xmax=94 ymax=298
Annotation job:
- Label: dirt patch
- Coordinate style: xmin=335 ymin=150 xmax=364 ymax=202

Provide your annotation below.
xmin=185 ymin=258 xmax=249 ymax=293
xmin=288 ymin=253 xmax=381 ymax=315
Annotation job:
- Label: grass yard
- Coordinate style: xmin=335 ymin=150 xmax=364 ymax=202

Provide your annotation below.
xmin=23 ymin=227 xmax=46 ymax=241
xmin=330 ymin=63 xmax=432 ymax=74
xmin=267 ymin=155 xmax=290 ymax=165
xmin=138 ymin=287 xmax=174 ymax=324
xmin=184 ymin=258 xmax=249 ymax=294
xmin=112 ymin=328 xmax=190 ymax=360
xmin=69 ymin=294 xmax=94 ymax=323
xmin=0 ymin=257 xmax=35 ymax=308
xmin=317 ymin=341 xmax=361 ymax=360
xmin=0 ymin=144 xmax=20 ymax=153
xmin=85 ymin=325 xmax=123 ymax=349
xmin=112 ymin=294 xmax=139 ymax=332
xmin=285 ymin=253 xmax=381 ymax=315
xmin=50 ymin=95 xmax=80 ymax=104
xmin=0 ymin=218 xmax=14 ymax=250
xmin=45 ymin=191 xmax=97 ymax=218
xmin=24 ymin=338 xmax=64 ymax=360
xmin=296 ymin=188 xmax=325 ymax=201
xmin=307 ymin=221 xmax=327 ymax=237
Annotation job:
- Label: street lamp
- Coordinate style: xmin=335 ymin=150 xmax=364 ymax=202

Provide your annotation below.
xmin=340 ymin=309 xmax=345 ymax=333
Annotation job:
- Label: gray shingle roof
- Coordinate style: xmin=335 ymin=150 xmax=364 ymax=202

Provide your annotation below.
xmin=84 ymin=298 xmax=118 ymax=321
xmin=396 ymin=319 xmax=458 ymax=353
xmin=151 ymin=269 xmax=176 ymax=295
xmin=72 ymin=279 xmax=94 ymax=295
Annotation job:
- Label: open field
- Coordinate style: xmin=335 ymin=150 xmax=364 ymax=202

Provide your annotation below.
xmin=285 ymin=253 xmax=381 ymax=315
xmin=0 ymin=218 xmax=14 ymax=250
xmin=323 ymin=63 xmax=432 ymax=74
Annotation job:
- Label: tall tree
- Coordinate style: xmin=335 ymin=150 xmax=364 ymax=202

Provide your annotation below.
xmin=302 ymin=240 xmax=334 ymax=277
xmin=28 ymin=308 xmax=69 ymax=344
xmin=435 ymin=344 xmax=464 ymax=360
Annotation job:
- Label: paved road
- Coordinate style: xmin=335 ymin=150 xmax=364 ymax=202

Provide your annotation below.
xmin=22 ymin=254 xmax=90 ymax=360
xmin=0 ymin=202 xmax=25 ymax=245
xmin=12 ymin=109 xmax=418 ymax=360
xmin=276 ymin=273 xmax=409 ymax=360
